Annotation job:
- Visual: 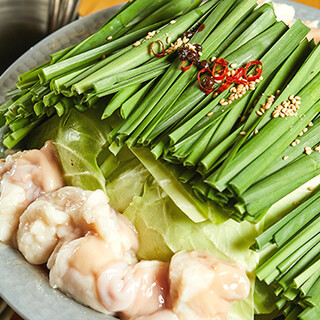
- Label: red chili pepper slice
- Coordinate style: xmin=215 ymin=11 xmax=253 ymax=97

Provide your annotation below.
xmin=226 ymin=67 xmax=248 ymax=85
xmin=197 ymin=68 xmax=214 ymax=94
xmin=244 ymin=60 xmax=263 ymax=81
xmin=198 ymin=24 xmax=205 ymax=32
xmin=213 ymin=58 xmax=229 ymax=66
xmin=151 ymin=40 xmax=165 ymax=57
xmin=212 ymin=65 xmax=228 ymax=81
xmin=217 ymin=81 xmax=232 ymax=93
xmin=181 ymin=60 xmax=194 ymax=72
xmin=212 ymin=58 xmax=229 ymax=81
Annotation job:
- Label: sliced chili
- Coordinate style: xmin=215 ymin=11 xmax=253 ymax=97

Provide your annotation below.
xmin=212 ymin=58 xmax=229 ymax=81
xmin=212 ymin=65 xmax=228 ymax=81
xmin=181 ymin=60 xmax=194 ymax=72
xmin=217 ymin=81 xmax=232 ymax=93
xmin=197 ymin=68 xmax=214 ymax=94
xmin=151 ymin=40 xmax=165 ymax=57
xmin=244 ymin=60 xmax=263 ymax=81
xmin=198 ymin=24 xmax=205 ymax=32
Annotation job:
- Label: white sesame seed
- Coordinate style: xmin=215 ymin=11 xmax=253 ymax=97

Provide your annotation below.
xmin=133 ymin=41 xmax=141 ymax=47
xmin=308 ymin=186 xmax=315 ymax=191
xmin=254 ymin=129 xmax=259 ymax=135
xmin=240 ymin=131 xmax=247 ymax=136
xmin=107 ymin=36 xmax=113 ymax=40
xmin=230 ymin=63 xmax=238 ymax=68
xmin=283 ymin=156 xmax=289 ymax=160
xmin=167 ymin=36 xmax=171 ymax=44
xmin=207 ymin=112 xmax=213 ymax=117
xmin=170 ymin=20 xmax=176 ymax=24
xmin=305 ymin=147 xmax=312 ymax=155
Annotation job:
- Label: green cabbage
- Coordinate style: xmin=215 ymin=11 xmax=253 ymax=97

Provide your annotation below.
xmin=27 ymin=108 xmax=112 ymax=192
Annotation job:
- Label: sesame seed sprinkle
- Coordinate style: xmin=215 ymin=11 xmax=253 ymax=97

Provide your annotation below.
xmin=272 ymin=95 xmax=301 ymax=118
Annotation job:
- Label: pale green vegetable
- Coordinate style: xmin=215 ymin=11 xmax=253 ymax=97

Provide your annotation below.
xmin=26 ymin=108 xmax=111 ymax=192
xmin=132 ymin=147 xmax=233 ymax=223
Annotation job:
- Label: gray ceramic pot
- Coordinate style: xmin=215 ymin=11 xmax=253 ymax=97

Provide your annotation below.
xmin=0 ymin=0 xmax=50 ymax=74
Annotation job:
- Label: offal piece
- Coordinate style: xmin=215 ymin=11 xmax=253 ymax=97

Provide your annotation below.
xmin=0 ymin=141 xmax=64 ymax=244
xmin=169 ymin=251 xmax=250 ymax=320
xmin=104 ymin=260 xmax=170 ymax=319
xmin=18 ymin=187 xmax=138 ymax=265
xmin=49 ymin=236 xmax=126 ymax=314
xmin=131 ymin=310 xmax=179 ymax=320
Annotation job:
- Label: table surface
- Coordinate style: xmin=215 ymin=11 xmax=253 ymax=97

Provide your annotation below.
xmin=79 ymin=0 xmax=320 ymax=16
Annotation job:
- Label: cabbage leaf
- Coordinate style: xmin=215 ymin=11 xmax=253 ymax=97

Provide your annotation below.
xmin=27 ymin=108 xmax=112 ymax=192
